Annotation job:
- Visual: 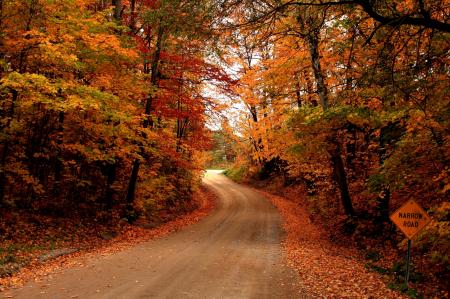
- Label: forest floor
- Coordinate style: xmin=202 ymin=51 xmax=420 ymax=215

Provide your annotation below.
xmin=0 ymin=185 xmax=215 ymax=292
xmin=248 ymin=176 xmax=447 ymax=299
xmin=258 ymin=188 xmax=405 ymax=298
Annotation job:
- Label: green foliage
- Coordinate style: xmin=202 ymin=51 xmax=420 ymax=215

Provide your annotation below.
xmin=206 ymin=130 xmax=236 ymax=169
xmin=364 ymin=250 xmax=382 ymax=262
xmin=365 ymin=259 xmax=425 ymax=298
xmin=413 ymin=202 xmax=450 ymax=275
xmin=388 ymin=282 xmax=423 ymax=299
xmin=367 ymin=174 xmax=388 ymax=193
xmin=224 ymin=165 xmax=247 ymax=183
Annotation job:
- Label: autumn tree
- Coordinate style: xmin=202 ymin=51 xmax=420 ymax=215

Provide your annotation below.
xmin=0 ymin=0 xmax=232 ymax=222
xmin=218 ymin=0 xmax=449 ymax=289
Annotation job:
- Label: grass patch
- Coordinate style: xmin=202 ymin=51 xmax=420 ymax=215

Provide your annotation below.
xmin=365 ymin=258 xmax=426 ymax=298
xmin=0 ymin=242 xmax=57 ymax=269
xmin=364 ymin=250 xmax=382 ymax=262
xmin=366 ymin=263 xmax=390 ymax=275
xmin=388 ymin=282 xmax=424 ymax=299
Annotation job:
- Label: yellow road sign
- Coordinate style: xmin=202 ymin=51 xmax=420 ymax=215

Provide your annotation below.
xmin=390 ymin=199 xmax=431 ymax=239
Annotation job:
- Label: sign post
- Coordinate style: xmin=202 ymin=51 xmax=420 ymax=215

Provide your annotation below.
xmin=405 ymin=239 xmax=411 ymax=284
xmin=390 ymin=199 xmax=431 ymax=286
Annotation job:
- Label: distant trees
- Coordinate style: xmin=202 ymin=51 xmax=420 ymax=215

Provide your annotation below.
xmin=206 ymin=130 xmax=237 ymax=169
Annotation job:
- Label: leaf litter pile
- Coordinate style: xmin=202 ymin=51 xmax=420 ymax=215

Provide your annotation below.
xmin=262 ymin=190 xmax=405 ymax=298
xmin=0 ymin=186 xmax=215 ymax=292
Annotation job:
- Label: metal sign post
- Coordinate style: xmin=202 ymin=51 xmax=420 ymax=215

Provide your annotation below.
xmin=405 ymin=239 xmax=412 ymax=284
xmin=390 ymin=199 xmax=431 ymax=287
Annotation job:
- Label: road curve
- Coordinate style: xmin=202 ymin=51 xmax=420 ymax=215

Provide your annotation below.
xmin=8 ymin=170 xmax=304 ymax=299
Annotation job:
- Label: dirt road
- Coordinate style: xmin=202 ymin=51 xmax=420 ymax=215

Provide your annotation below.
xmin=7 ymin=170 xmax=304 ymax=299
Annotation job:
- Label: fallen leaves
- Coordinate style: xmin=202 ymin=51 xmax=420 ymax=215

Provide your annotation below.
xmin=0 ymin=186 xmax=215 ymax=291
xmin=261 ymin=190 xmax=406 ymax=299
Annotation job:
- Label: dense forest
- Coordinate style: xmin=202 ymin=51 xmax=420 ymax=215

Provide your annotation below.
xmin=0 ymin=0 xmax=234 ymax=219
xmin=0 ymin=0 xmax=449 ymax=297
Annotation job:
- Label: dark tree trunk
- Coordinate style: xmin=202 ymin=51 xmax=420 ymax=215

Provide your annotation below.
xmin=125 ymin=159 xmax=140 ymax=206
xmin=376 ymin=121 xmax=405 ymax=222
xmin=0 ymin=89 xmax=17 ymax=205
xmin=54 ymin=111 xmax=64 ymax=195
xmin=346 ymin=123 xmax=357 ymax=176
xmin=376 ymin=187 xmax=390 ymax=222
xmin=105 ymin=162 xmax=117 ymax=210
xmin=124 ymin=24 xmax=164 ymax=208
xmin=329 ymin=136 xmax=354 ymax=216
xmin=345 ymin=27 xmax=356 ymax=92
xmin=129 ymin=0 xmax=136 ymax=30
xmin=305 ymin=32 xmax=328 ymax=110
xmin=144 ymin=24 xmax=164 ymax=129
xmin=112 ymin=0 xmax=121 ymax=21
xmin=249 ymin=105 xmax=258 ymax=123
xmin=331 ymin=152 xmax=354 ymax=216
xmin=295 ymin=80 xmax=302 ymax=108
xmin=0 ymin=141 xmax=9 ymax=205
xmin=304 ymin=69 xmax=314 ymax=105
xmin=0 ymin=0 xmax=5 ymax=66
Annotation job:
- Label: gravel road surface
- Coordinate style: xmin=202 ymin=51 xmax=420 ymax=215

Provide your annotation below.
xmin=8 ymin=170 xmax=304 ymax=299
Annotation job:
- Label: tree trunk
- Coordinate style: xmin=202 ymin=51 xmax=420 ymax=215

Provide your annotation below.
xmin=305 ymin=32 xmax=328 ymax=110
xmin=0 ymin=141 xmax=9 ymax=205
xmin=125 ymin=159 xmax=140 ymax=206
xmin=329 ymin=136 xmax=354 ymax=216
xmin=249 ymin=105 xmax=258 ymax=122
xmin=345 ymin=27 xmax=356 ymax=92
xmin=376 ymin=122 xmax=404 ymax=222
xmin=295 ymin=80 xmax=302 ymax=108
xmin=331 ymin=151 xmax=354 ymax=216
xmin=144 ymin=24 xmax=164 ymax=129
xmin=129 ymin=0 xmax=136 ymax=30
xmin=54 ymin=111 xmax=64 ymax=195
xmin=0 ymin=89 xmax=17 ymax=205
xmin=105 ymin=162 xmax=116 ymax=211
xmin=176 ymin=96 xmax=182 ymax=152
xmin=376 ymin=187 xmax=390 ymax=222
xmin=124 ymin=24 xmax=164 ymax=209
xmin=0 ymin=0 xmax=5 ymax=65
xmin=112 ymin=0 xmax=121 ymax=21
xmin=346 ymin=123 xmax=357 ymax=176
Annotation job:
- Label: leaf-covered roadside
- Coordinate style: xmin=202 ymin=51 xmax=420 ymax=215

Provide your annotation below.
xmin=0 ymin=186 xmax=215 ymax=291
xmin=261 ymin=189 xmax=406 ymax=299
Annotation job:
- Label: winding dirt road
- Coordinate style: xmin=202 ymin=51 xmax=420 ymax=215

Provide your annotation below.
xmin=8 ymin=170 xmax=304 ymax=298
